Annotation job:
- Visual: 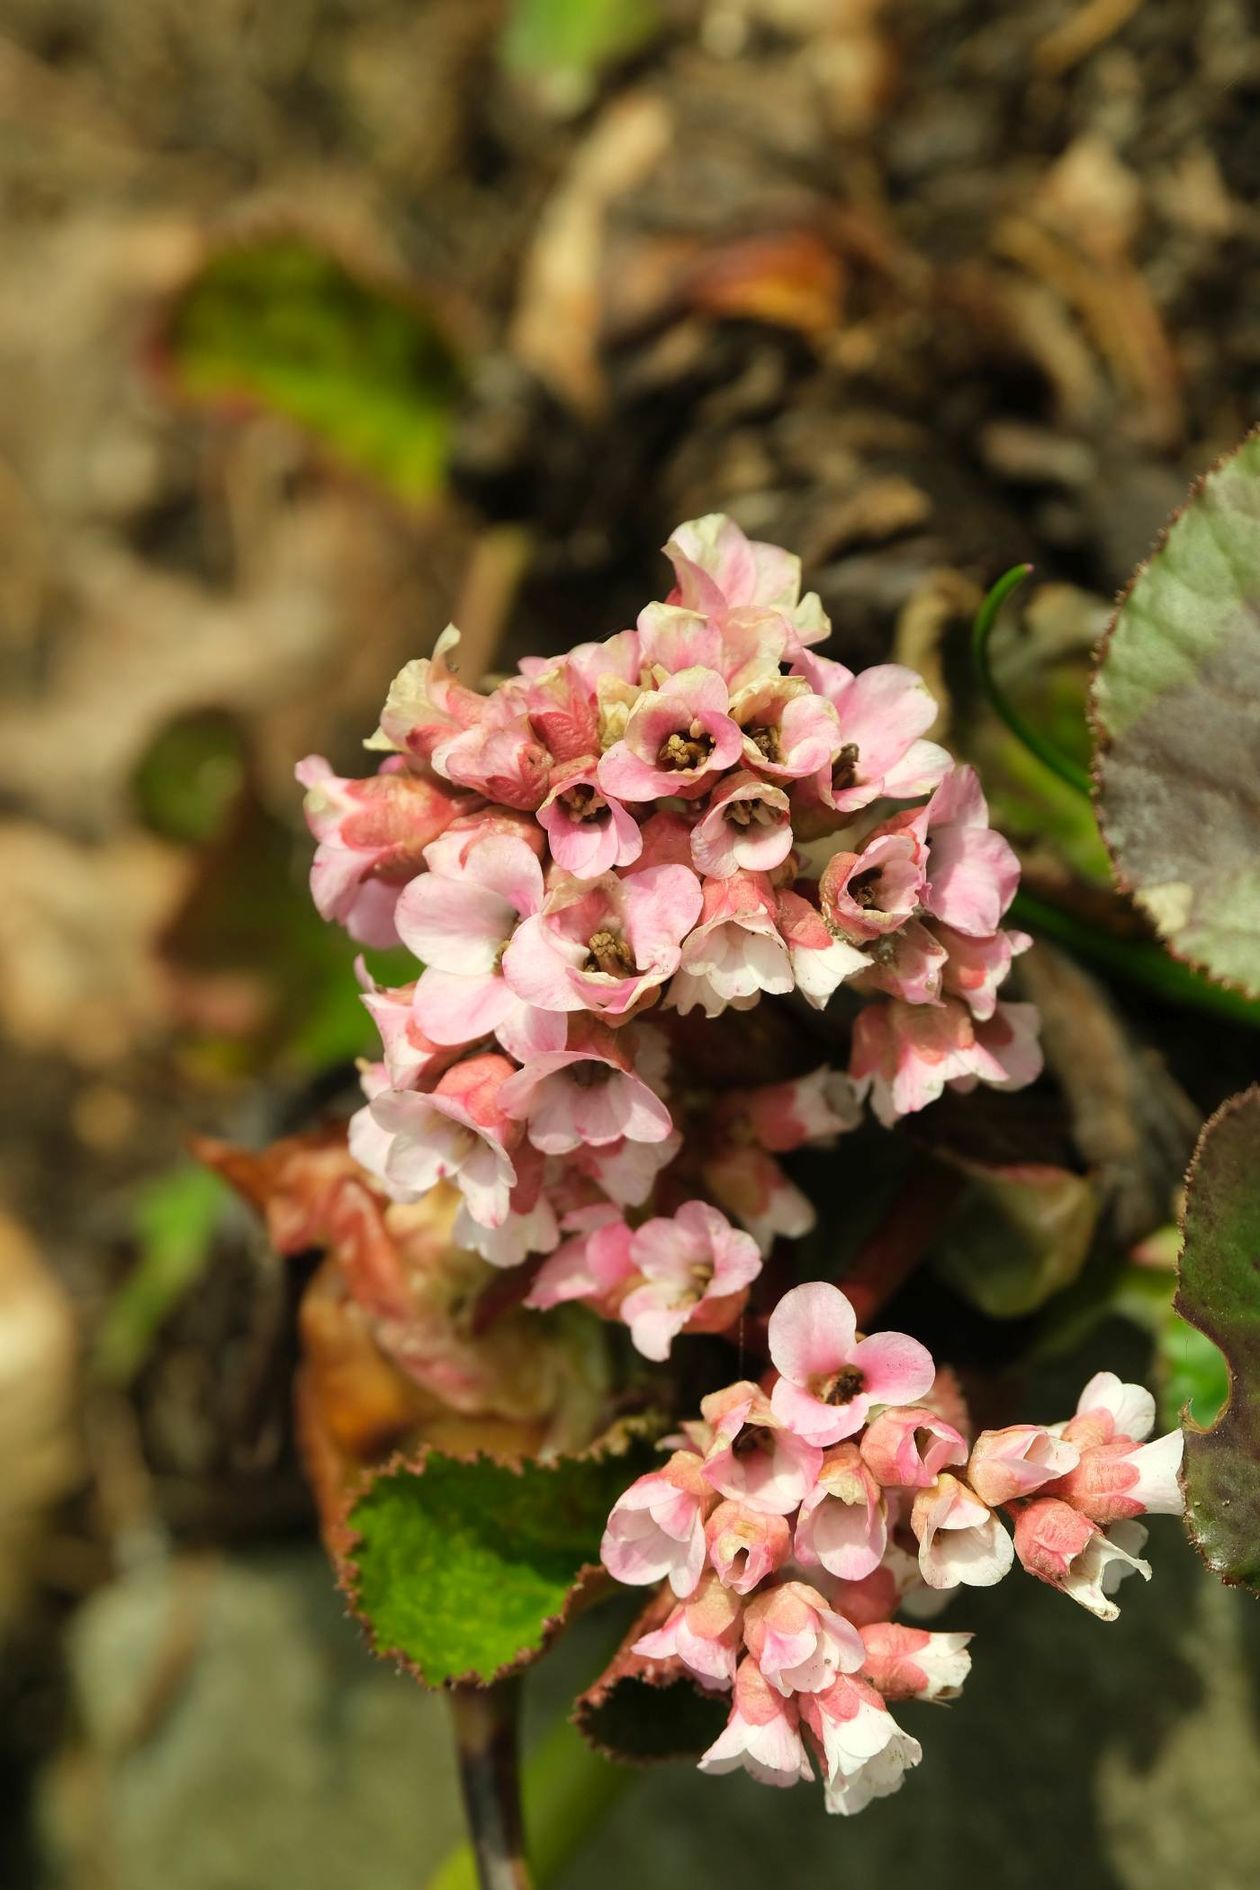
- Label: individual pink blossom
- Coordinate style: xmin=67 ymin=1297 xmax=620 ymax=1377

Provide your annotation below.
xmin=295 ymin=756 xmax=466 ymax=947
xmin=576 ymin=1130 xmax=682 ymax=1207
xmin=919 ymin=764 xmax=1020 ymax=937
xmin=858 ymin=1624 xmax=972 ymax=1702
xmin=503 ymin=866 xmax=703 ymax=1018
xmin=850 ymin=996 xmax=1042 ymax=1126
xmin=525 ymin=1209 xmax=635 ymax=1313
xmin=768 ymin=1282 xmax=935 ymax=1446
xmin=597 ymin=667 xmax=744 ymax=802
xmin=775 ymin=887 xmax=869 ymax=1006
xmin=422 ymin=806 xmax=545 ymax=877
xmin=1042 ymin=1373 xmax=1184 ymax=1522
xmin=669 ymin=871 xmax=793 ymax=1017
xmin=512 ymin=658 xmax=600 ymax=766
xmin=366 ymin=626 xmax=489 ymax=775
xmin=367 ymin=1053 xmax=521 ymax=1229
xmin=600 ymin=1449 xmax=715 ymax=1597
xmin=397 ymin=834 xmax=563 ymax=1060
xmin=910 ymin=1474 xmax=1013 ymax=1589
xmin=498 ymin=1019 xmax=673 ymax=1154
xmin=636 ymin=603 xmax=783 ymax=690
xmin=633 ymin=1570 xmax=744 ymax=1688
xmin=454 ymin=1190 xmax=559 ymax=1269
xmin=700 ymin=1381 xmax=823 ymax=1515
xmin=1060 ymin=1370 xmax=1157 ymax=1447
xmin=355 ymin=963 xmax=455 ymax=1090
xmin=620 ymin=1201 xmax=763 ymax=1360
xmin=732 ymin=675 xmax=842 ymax=781
xmin=857 ymin=920 xmax=949 ymax=1008
xmin=690 ymin=771 xmax=794 ymax=879
xmin=663 ymin=512 xmax=812 ymax=635
xmin=437 ymin=686 xmax=552 ymax=810
xmin=1013 ymin=1500 xmax=1151 ymax=1621
xmin=743 ymin=1581 xmax=865 ymax=1697
xmin=699 ymin=1657 xmax=813 ymax=1789
xmin=791 ymin=651 xmax=948 ymax=816
xmin=937 ymin=922 xmax=1032 ymax=1020
xmin=701 ymin=1144 xmax=816 ymax=1254
xmin=536 ymin=764 xmax=643 ymax=879
xmin=704 ymin=1500 xmax=792 ymax=1595
xmin=967 ymin=1424 xmax=1080 ymax=1508
xmin=793 ymin=1444 xmax=887 ymax=1580
xmin=860 ymin=1405 xmax=969 ymax=1489
xmin=819 ymin=828 xmax=927 ymax=943
xmin=720 ymin=1066 xmax=861 ymax=1155
xmin=799 ymin=1674 xmax=922 ymax=1816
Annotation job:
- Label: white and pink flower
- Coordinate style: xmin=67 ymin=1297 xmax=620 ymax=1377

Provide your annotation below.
xmin=600 ymin=1449 xmax=715 ymax=1598
xmin=793 ymin=1444 xmax=887 ymax=1580
xmin=1013 ymin=1499 xmax=1151 ymax=1620
xmin=620 ymin=1201 xmax=763 ymax=1361
xmin=799 ymin=1674 xmax=922 ymax=1816
xmin=860 ymin=1405 xmax=969 ymax=1489
xmin=536 ymin=764 xmax=642 ymax=879
xmin=791 ymin=651 xmax=948 ymax=817
xmin=910 ymin=1473 xmax=1014 ymax=1589
xmin=967 ymin=1424 xmax=1080 ymax=1508
xmin=598 ymin=667 xmax=743 ymax=802
xmin=768 ymin=1282 xmax=935 ymax=1447
xmin=498 ymin=1019 xmax=673 ymax=1154
xmin=504 ymin=865 xmax=703 ymax=1019
xmin=743 ymin=1580 xmax=865 ymax=1697
xmin=633 ymin=1570 xmax=745 ymax=1688
xmin=669 ymin=871 xmax=793 ymax=1017
xmin=366 ymin=1053 xmax=521 ymax=1229
xmin=699 ymin=1658 xmax=814 ymax=1789
xmin=295 ymin=755 xmax=465 ymax=948
xmin=700 ymin=1381 xmax=823 ymax=1515
xmin=704 ymin=1500 xmax=793 ymax=1595
xmin=858 ymin=1624 xmax=972 ymax=1702
xmin=690 ymin=771 xmax=794 ymax=879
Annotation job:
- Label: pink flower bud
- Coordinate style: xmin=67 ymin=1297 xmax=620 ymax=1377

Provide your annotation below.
xmin=743 ymin=1581 xmax=865 ymax=1697
xmin=705 ymin=1500 xmax=792 ymax=1595
xmin=1013 ymin=1498 xmax=1151 ymax=1621
xmin=910 ymin=1474 xmax=1013 ymax=1590
xmin=860 ymin=1405 xmax=968 ymax=1488
xmin=793 ymin=1443 xmax=887 ymax=1580
xmin=601 ymin=1449 xmax=715 ymax=1598
xmin=858 ymin=1622 xmax=972 ymax=1701
xmin=967 ymin=1424 xmax=1080 ymax=1507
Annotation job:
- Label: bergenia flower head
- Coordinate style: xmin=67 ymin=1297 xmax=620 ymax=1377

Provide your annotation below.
xmin=291 ymin=515 xmax=1183 ymax=1818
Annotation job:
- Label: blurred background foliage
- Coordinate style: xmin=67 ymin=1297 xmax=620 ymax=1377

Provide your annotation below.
xmin=0 ymin=0 xmax=1257 ymax=1885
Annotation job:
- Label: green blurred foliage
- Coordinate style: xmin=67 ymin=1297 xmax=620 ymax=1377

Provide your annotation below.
xmin=164 ymin=238 xmax=464 ymax=502
xmin=96 ymin=1163 xmax=230 ymax=1386
xmin=502 ymin=0 xmax=662 ymax=88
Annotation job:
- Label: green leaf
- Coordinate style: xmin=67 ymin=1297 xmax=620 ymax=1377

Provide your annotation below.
xmin=162 ymin=238 xmax=464 ymax=502
xmin=502 ymin=0 xmax=661 ymax=88
xmin=1092 ymin=427 xmax=1260 ymax=997
xmin=345 ymin=1425 xmax=661 ymax=1687
xmin=96 ymin=1164 xmax=229 ymax=1385
xmin=931 ymin=1159 xmax=1100 ymax=1318
xmin=1114 ymin=1259 xmax=1229 ymax=1432
xmin=1175 ymin=1085 xmax=1260 ymax=1590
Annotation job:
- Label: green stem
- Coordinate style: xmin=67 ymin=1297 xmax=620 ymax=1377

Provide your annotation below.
xmin=972 ymin=565 xmax=1093 ymax=797
xmin=1012 ymin=890 xmax=1260 ymax=1029
xmin=430 ymin=1713 xmax=632 ymax=1890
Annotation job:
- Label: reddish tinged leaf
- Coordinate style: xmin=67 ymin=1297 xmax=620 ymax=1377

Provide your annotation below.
xmin=1091 ymin=427 xmax=1260 ymax=998
xmin=1174 ymin=1086 xmax=1260 ymax=1591
xmin=573 ymin=1590 xmax=727 ymax=1764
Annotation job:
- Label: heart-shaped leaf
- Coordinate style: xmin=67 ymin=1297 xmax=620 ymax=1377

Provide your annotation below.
xmin=1174 ymin=1085 xmax=1260 ymax=1590
xmin=343 ymin=1422 xmax=661 ymax=1687
xmin=1091 ymin=427 xmax=1260 ymax=997
xmin=160 ymin=237 xmax=464 ymax=502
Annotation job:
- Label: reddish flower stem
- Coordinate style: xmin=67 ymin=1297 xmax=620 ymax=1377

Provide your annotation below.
xmin=448 ymin=1677 xmax=533 ymax=1890
xmin=841 ymin=1165 xmax=963 ymax=1327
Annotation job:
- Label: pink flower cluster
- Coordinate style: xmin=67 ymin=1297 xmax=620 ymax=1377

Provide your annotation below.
xmin=601 ymin=1282 xmax=1183 ymax=1814
xmin=298 ymin=515 xmax=1040 ymax=1353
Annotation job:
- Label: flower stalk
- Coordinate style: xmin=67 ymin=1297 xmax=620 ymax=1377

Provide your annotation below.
xmin=448 ymin=1678 xmax=532 ymax=1890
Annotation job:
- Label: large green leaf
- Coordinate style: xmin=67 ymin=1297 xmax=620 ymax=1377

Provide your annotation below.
xmin=1092 ymin=428 xmax=1260 ymax=997
xmin=344 ymin=1426 xmax=661 ymax=1687
xmin=162 ymin=237 xmax=464 ymax=501
xmin=1175 ymin=1086 xmax=1260 ymax=1589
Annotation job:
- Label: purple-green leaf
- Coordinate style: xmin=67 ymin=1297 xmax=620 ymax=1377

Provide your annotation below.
xmin=1174 ymin=1086 xmax=1260 ymax=1590
xmin=1091 ymin=427 xmax=1260 ymax=998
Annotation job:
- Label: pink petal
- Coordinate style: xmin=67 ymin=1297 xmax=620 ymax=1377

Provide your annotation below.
xmin=850 ymin=1332 xmax=936 ymax=1409
xmin=768 ymin=1282 xmax=858 ymax=1384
